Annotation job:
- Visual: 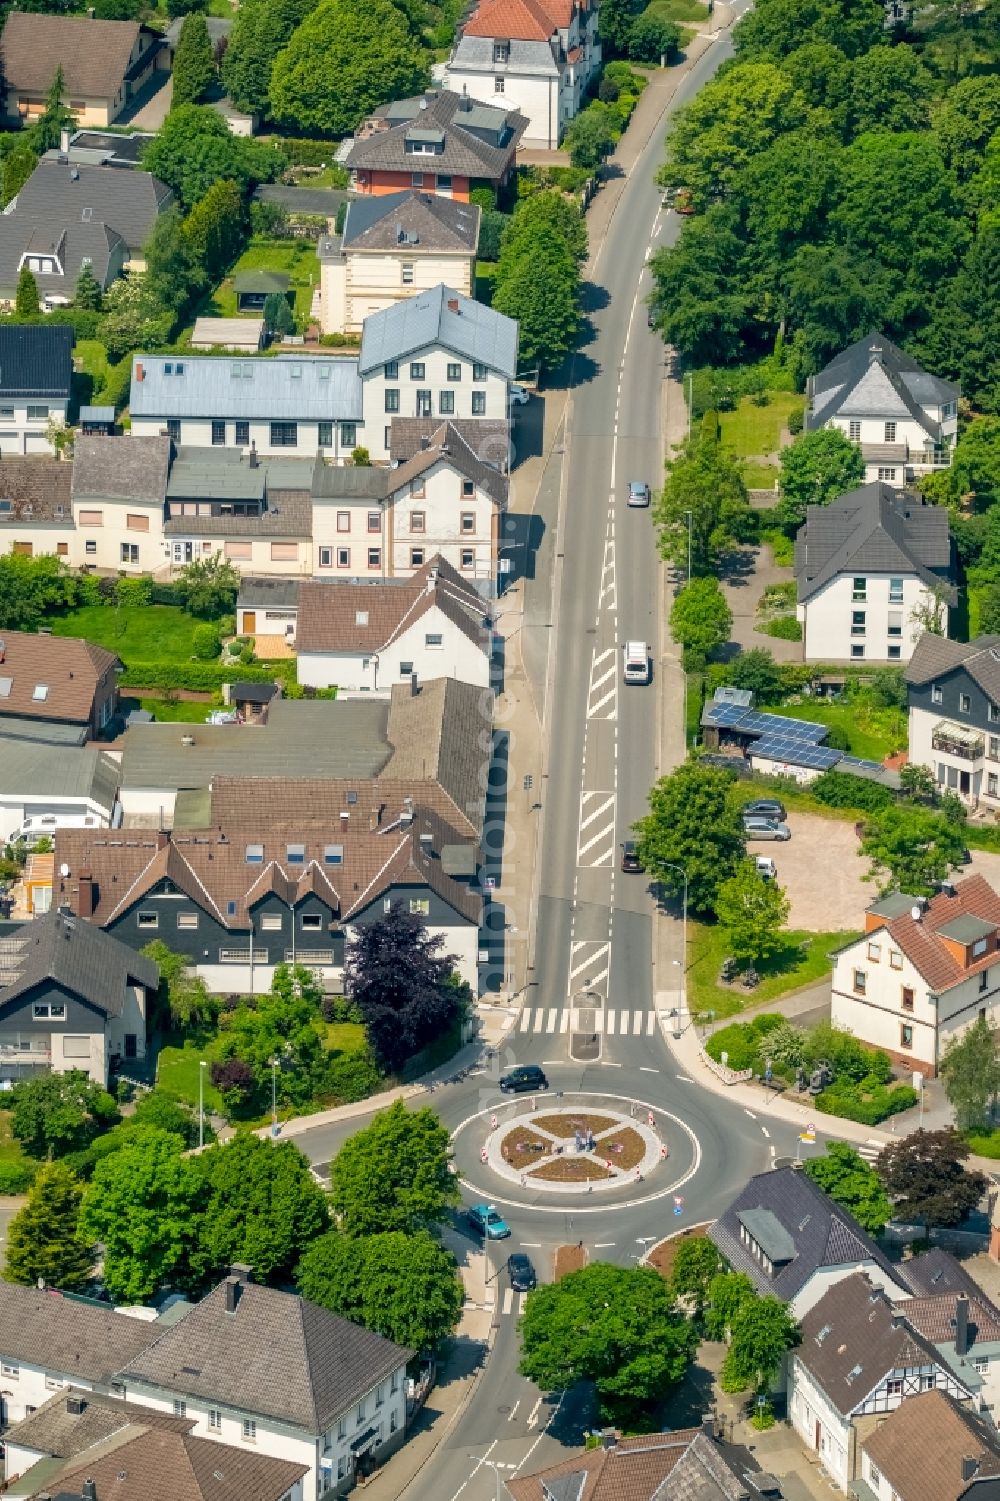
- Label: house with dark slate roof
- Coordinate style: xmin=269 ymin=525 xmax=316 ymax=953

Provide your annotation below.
xmin=788 ymin=1273 xmax=978 ymax=1493
xmin=0 ymin=324 xmax=73 ymax=455
xmin=794 ymin=482 xmax=955 ymax=664
xmin=805 ymin=332 xmax=960 ymax=487
xmin=905 ymin=633 xmax=1000 ymax=810
xmin=345 ymin=89 xmax=526 ymax=203
xmin=0 ymin=907 xmax=158 ymax=1084
xmin=710 ymin=1166 xmax=912 ymax=1319
xmin=319 ymin=191 xmax=480 ymax=335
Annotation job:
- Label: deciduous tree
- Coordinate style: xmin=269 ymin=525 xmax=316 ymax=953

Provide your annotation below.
xmin=725 ymin=649 xmax=782 ymax=704
xmin=940 ymin=1016 xmax=1000 ymax=1133
xmin=329 ymin=1100 xmax=459 ymax=1237
xmin=0 ymin=553 xmax=77 ymax=631
xmin=345 ymin=909 xmax=465 ymax=1073
xmin=142 ymin=106 xmax=284 ymax=211
xmin=142 ymin=941 xmax=220 ymax=1034
xmin=669 ymin=577 xmax=733 ymax=669
xmin=654 ymin=429 xmax=751 ymax=575
xmin=3 ymin=1162 xmax=94 ymax=1291
xmin=11 ymin=1071 xmax=119 ymax=1159
xmin=492 ymin=239 xmax=580 ymax=373
xmin=704 ymin=1270 xmax=755 ymax=1340
xmin=668 ymin=1235 xmax=722 ymax=1313
xmin=860 ymin=804 xmax=968 ymax=895
xmin=802 ymin=1141 xmax=891 ymax=1232
xmin=721 ymin=1295 xmax=797 ymax=1393
xmin=222 ymin=0 xmax=315 ymax=117
xmin=877 ymin=1128 xmax=987 ymax=1228
xmin=628 ymin=14 xmax=681 ymax=63
xmin=777 ymin=427 xmax=866 ymax=530
xmin=563 ymin=108 xmax=617 ymax=171
xmin=634 ymin=762 xmax=746 ymax=916
xmin=296 ymin=1229 xmax=463 ymax=1351
xmin=715 ymin=861 xmax=790 ymax=966
xmin=171 ymin=12 xmax=216 ymax=107
xmin=598 ymin=0 xmax=642 ymax=54
xmin=174 ymin=552 xmax=241 ymax=617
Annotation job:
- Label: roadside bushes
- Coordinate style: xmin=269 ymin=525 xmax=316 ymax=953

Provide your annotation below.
xmin=815 ymin=1079 xmax=919 ymax=1125
xmin=706 ymin=1013 xmax=784 ymax=1072
xmin=0 ymin=1160 xmax=37 ymax=1194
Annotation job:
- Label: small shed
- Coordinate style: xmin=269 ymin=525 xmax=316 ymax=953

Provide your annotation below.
xmin=230 ymin=680 xmax=280 ymax=723
xmin=190 ymin=317 xmax=265 ymax=353
xmin=234 ymin=271 xmax=292 ymax=312
xmin=79 ymin=405 xmax=116 ymax=436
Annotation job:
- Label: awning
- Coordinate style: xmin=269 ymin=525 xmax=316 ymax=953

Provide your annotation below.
xmin=351 ymin=1426 xmax=380 ymax=1453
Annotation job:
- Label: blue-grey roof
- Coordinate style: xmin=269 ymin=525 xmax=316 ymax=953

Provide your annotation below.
xmin=358 ymin=284 xmax=517 ymax=378
xmin=129 ymin=354 xmax=363 ymax=422
xmin=80 ymin=405 xmax=115 ymax=422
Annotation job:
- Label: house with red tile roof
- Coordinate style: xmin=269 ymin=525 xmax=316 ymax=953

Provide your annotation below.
xmin=445 ymin=0 xmax=600 ymax=148
xmin=830 ymin=874 xmax=1000 ymax=1074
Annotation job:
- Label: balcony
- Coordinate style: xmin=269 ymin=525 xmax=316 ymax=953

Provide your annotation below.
xmin=0 ymin=1039 xmax=51 ymax=1072
xmin=860 ymin=441 xmax=952 ymax=469
xmin=932 ymin=721 xmax=985 ymax=761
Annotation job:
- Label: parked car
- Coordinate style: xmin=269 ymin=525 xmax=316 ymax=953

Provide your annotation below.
xmin=743 ymin=816 xmax=791 ymax=842
xmin=744 ymin=798 xmax=786 ymax=821
xmin=499 ymin=1064 xmax=548 ymax=1093
xmin=627 ymin=480 xmax=651 ymax=508
xmin=755 ymin=856 xmax=777 ymax=880
xmin=508 ymin=384 xmax=530 ymax=407
xmin=621 ymin=839 xmax=643 ymax=872
xmin=508 ymin=1252 xmax=537 ymax=1290
xmin=467 ymin=1204 xmax=511 ymax=1240
xmin=623 ymin=641 xmax=650 ymax=685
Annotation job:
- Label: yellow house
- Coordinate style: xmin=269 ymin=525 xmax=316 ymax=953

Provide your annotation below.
xmin=0 ymin=13 xmax=165 ymax=129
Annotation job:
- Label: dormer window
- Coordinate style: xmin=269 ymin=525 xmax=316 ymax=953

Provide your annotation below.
xmin=493 ymin=40 xmax=509 ymax=61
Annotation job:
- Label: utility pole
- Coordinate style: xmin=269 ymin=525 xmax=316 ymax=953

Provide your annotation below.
xmin=198 ymin=1059 xmax=207 ymax=1149
xmin=662 ymin=861 xmax=688 ymax=1019
xmin=686 ymin=372 xmax=693 ymax=441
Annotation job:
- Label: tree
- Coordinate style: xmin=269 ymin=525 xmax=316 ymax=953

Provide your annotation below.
xmin=15 ymin=265 xmax=39 ymax=318
xmin=949 ymin=417 xmax=1000 ymax=511
xmin=898 ymin=763 xmax=938 ymax=806
xmin=30 ymin=67 xmax=75 ymax=154
xmin=704 ymin=1270 xmax=756 ymax=1340
xmin=628 ymin=13 xmax=681 ymax=62
xmin=715 ymin=860 xmax=790 ymax=966
xmin=936 ymin=75 xmax=1000 ymax=185
xmin=142 ymin=106 xmax=284 ymax=211
xmin=0 ymin=553 xmax=77 ymax=631
xmin=654 ymin=430 xmax=751 ymax=575
xmin=721 ymin=1296 xmax=797 ymax=1393
xmin=222 ymin=0 xmax=316 ymax=117
xmin=877 ymin=1129 xmax=987 ymax=1228
xmin=848 ymin=46 xmax=933 ymax=136
xmin=518 ymin=1263 xmax=697 ymax=1423
xmin=634 ymin=762 xmax=746 ymax=916
xmin=3 ymin=1162 xmax=94 ymax=1291
xmin=492 ymin=235 xmax=581 ymax=372
xmin=190 ymin=1134 xmax=329 ymax=1287
xmin=599 ymin=0 xmax=642 ymax=54
xmin=3 ymin=143 xmax=38 ymax=207
xmin=296 ymin=1229 xmax=463 ymax=1351
xmin=172 ymin=12 xmax=216 ymax=107
xmin=142 ymin=206 xmax=204 ymax=322
xmin=79 ymin=1127 xmax=206 ymax=1303
xmin=262 ymin=290 xmax=294 ymax=335
xmin=777 ymin=427 xmax=866 ymax=530
xmin=129 ymin=1090 xmax=204 ymax=1149
xmin=940 ymin=1016 xmax=1000 ymax=1133
xmin=175 ymin=552 xmax=241 ymax=617
xmin=345 ymin=909 xmax=464 ymax=1073
xmin=98 ymin=274 xmax=173 ymax=360
xmin=733 ymin=0 xmax=884 ymax=61
xmin=860 ymin=805 xmax=969 ymax=895
xmin=909 ymin=583 xmax=950 ymax=638
xmin=329 ymin=1100 xmax=459 ymax=1237
xmin=668 ymin=1235 xmax=722 ymax=1314
xmin=650 ymin=204 xmax=751 ymax=367
xmin=564 ymin=108 xmax=617 ymax=171
xmin=980 ymin=582 xmax=1000 ymax=634
xmin=142 ymin=941 xmax=219 ymax=1032
xmin=802 ymin=1141 xmax=891 ymax=1233
xmin=726 ymin=649 xmax=782 ymax=704
xmin=501 ymin=190 xmax=588 ymax=266
xmin=74 ymin=263 xmax=103 ymax=311
xmin=184 ymin=179 xmax=246 ymax=275
xmin=269 ymin=0 xmax=428 ymax=137
xmin=669 ymin=577 xmax=733 ymax=669
xmin=11 ymin=1071 xmax=118 ymax=1159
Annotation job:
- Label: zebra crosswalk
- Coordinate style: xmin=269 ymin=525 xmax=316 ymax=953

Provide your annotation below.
xmin=517 ymin=1006 xmax=658 ymax=1036
xmin=856 ymin=1139 xmax=884 ymax=1165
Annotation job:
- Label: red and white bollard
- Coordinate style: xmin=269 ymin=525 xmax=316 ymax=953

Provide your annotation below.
xmin=660 ymin=1143 xmax=668 ymax=1159
xmin=490 ymin=1114 xmax=498 ymax=1131
xmin=481 ymin=1147 xmax=488 ymax=1163
xmin=647 ymin=1111 xmax=655 ymax=1127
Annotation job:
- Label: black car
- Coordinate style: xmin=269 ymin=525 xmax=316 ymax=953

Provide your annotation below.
xmin=508 ymin=1252 xmax=537 ymax=1291
xmin=743 ymin=797 xmax=787 ymax=821
xmin=621 ymin=839 xmax=643 ymax=872
xmin=499 ymin=1064 xmax=548 ymax=1093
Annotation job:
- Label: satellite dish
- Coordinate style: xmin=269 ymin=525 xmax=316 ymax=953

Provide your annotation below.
xmin=911 ymin=905 xmax=923 ymax=921
xmin=59 ymin=863 xmax=70 ymax=878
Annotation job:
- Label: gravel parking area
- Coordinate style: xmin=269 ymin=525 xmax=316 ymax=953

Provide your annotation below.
xmin=745 ymin=810 xmax=871 ymax=931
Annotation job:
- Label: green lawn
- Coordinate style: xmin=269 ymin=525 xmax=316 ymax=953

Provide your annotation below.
xmin=742 ymin=463 xmax=780 ymax=490
xmin=0 ymin=1111 xmax=29 ymax=1169
xmin=720 ymin=394 xmax=805 ymax=460
xmin=157 ymin=1039 xmax=226 ymax=1114
xmin=132 ymin=696 xmax=221 ymax=723
xmin=322 ymin=1021 xmax=367 ymax=1052
xmin=211 ymin=239 xmax=320 ymax=327
xmin=74 ymin=339 xmax=110 ymax=397
xmin=687 ymin=923 xmax=859 ymax=1021
xmin=764 ymin=699 xmax=906 ymax=761
xmin=51 ymin=605 xmax=202 ymax=663
xmin=644 ymin=0 xmax=709 ymax=22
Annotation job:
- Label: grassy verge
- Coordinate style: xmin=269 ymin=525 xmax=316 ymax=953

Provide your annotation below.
xmin=763 ymin=700 xmax=906 ymax=761
xmin=156 ymin=1038 xmax=227 ymax=1114
xmin=687 ymin=922 xmax=858 ymax=1021
xmin=51 ymin=605 xmax=202 ymax=662
xmin=0 ymin=1111 xmax=30 ymax=1170
xmin=743 ymin=463 xmax=780 ymax=490
xmin=719 ymin=393 xmax=804 ymax=460
xmin=644 ymin=0 xmax=709 ymax=21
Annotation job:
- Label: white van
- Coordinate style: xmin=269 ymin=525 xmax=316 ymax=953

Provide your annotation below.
xmin=623 ymin=641 xmax=650 ymax=685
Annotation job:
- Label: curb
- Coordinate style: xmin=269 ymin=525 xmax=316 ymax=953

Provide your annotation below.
xmin=644 ymin=1219 xmax=713 ymax=1268
xmin=391 ymin=1317 xmax=501 ymax=1501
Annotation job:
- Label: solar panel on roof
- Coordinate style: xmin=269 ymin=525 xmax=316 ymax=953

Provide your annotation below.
xmin=702 ymin=700 xmax=829 ymax=742
xmin=838 ymin=755 xmax=887 ymax=775
xmin=751 ymin=736 xmax=842 ymax=769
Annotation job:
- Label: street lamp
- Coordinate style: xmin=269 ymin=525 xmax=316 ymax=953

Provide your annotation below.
xmin=198 ymin=1059 xmax=207 ymax=1149
xmin=661 ymin=861 xmax=688 ymax=1020
xmin=270 ymin=1056 xmax=280 ymax=1138
xmin=683 ymin=509 xmax=693 ymax=586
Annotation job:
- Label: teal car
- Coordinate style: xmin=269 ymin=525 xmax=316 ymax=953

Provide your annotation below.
xmin=467 ymin=1203 xmax=511 ymax=1240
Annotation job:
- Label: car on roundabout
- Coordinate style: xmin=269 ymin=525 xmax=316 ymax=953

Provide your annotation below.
xmin=467 ymin=1203 xmax=511 ymax=1240
xmin=508 ymin=1252 xmax=537 ymax=1290
xmin=499 ymin=1064 xmax=548 ymax=1093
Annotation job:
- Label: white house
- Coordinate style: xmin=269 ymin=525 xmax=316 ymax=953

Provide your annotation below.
xmin=830 ymin=875 xmax=1000 ymax=1076
xmin=320 ymin=192 xmax=480 ymax=336
xmin=296 ymin=557 xmax=490 ymax=694
xmin=789 ymin=1273 xmax=977 ymax=1493
xmin=0 ymin=739 xmax=118 ymax=844
xmin=0 ymin=325 xmax=73 ymax=455
xmin=794 ymin=482 xmax=955 ymax=663
xmin=905 ymin=633 xmax=1000 ymax=809
xmin=446 ymin=0 xmax=601 ymax=148
xmin=805 ymin=332 xmax=959 ymax=486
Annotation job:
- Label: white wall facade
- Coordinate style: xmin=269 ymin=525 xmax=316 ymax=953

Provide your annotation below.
xmin=298 ymin=607 xmax=489 ymax=694
xmin=444 ymin=62 xmax=563 ymax=149
xmin=0 ymin=1360 xmax=96 ymax=1429
xmin=799 ymin=572 xmax=936 ymax=664
xmin=322 ymin=251 xmax=476 ymax=336
xmin=360 ymin=350 xmax=508 ymax=463
xmin=791 ymin=1262 xmax=909 ymax=1321
xmin=907 ymin=703 xmax=1000 ymax=810
xmin=823 ymin=409 xmax=959 ymax=485
xmin=130 ymin=415 xmax=363 ymax=461
xmin=832 ymin=927 xmax=1000 ymax=1075
xmin=0 ymin=398 xmax=69 ymax=455
xmin=789 ymin=1356 xmax=854 ymax=1491
xmin=0 ymin=794 xmax=112 ymax=845
xmin=165 ymin=535 xmax=312 ymax=577
xmin=0 ymin=496 xmax=163 ymax=574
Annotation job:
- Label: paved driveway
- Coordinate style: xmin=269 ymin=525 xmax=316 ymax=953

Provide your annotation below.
xmin=721 ymin=543 xmax=803 ymax=664
xmin=745 ymin=811 xmax=871 ymax=932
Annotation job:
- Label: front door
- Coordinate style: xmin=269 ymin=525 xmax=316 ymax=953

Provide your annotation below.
xmin=173 ymin=541 xmax=194 ymax=565
xmin=814 ymin=1421 xmax=822 ymax=1452
xmin=124 ymin=1034 xmax=137 ymax=1059
xmin=960 ymin=770 xmax=971 ymax=795
xmin=243 ymin=611 xmax=257 ymax=633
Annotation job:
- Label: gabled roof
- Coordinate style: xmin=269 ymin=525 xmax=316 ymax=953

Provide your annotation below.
xmin=359 ymin=283 xmax=517 ymax=378
xmin=861 ymin=1389 xmax=1000 ymax=1501
xmin=16 ymin=158 xmax=174 ymax=253
xmin=44 ymin=1423 xmax=308 ymax=1501
xmin=0 ymin=13 xmax=161 ymax=100
xmin=120 ymin=1274 xmax=412 ymax=1433
xmin=0 ymin=324 xmax=73 ymax=399
xmin=451 ymin=32 xmax=563 ymax=76
xmin=386 ymin=676 xmax=492 ymax=836
xmin=205 ymin=775 xmax=479 ymax=844
xmin=864 ymin=874 xmax=1000 ymax=994
xmin=710 ymin=1167 xmax=908 ymax=1305
xmin=71 ymin=434 xmax=171 ymax=503
xmin=0 ymin=1281 xmax=157 ymax=1378
xmin=906 ymin=633 xmax=1000 ymax=698
xmin=346 ymin=89 xmax=527 ymax=184
xmin=507 ymin=1428 xmax=768 ymax=1501
xmin=2 ymin=1386 xmax=192 ymax=1461
xmin=0 ymin=455 xmax=72 ymax=522
xmin=0 ymin=738 xmax=118 ymax=807
xmin=0 ymin=214 xmax=126 ymax=299
xmin=0 ymin=907 xmax=159 ymax=1017
xmin=806 ymin=331 xmax=959 ymax=441
xmin=296 ymin=555 xmax=489 ymax=656
xmin=129 ymin=354 xmax=363 ymax=422
xmin=795 ymin=482 xmax=955 ymax=605
xmin=0 ymin=630 xmax=120 ymax=725
xmin=463 ymin=0 xmax=557 ymax=40
xmin=389 ymin=415 xmax=509 ymax=473
xmin=796 ymin=1273 xmax=969 ymax=1419
xmin=342 ymin=190 xmax=480 ymax=254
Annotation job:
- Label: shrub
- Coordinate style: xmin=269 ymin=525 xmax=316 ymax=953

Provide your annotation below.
xmin=824 ymin=724 xmax=850 ymax=751
xmin=320 ymin=1050 xmax=384 ymax=1104
xmin=114 ymin=575 xmax=152 ymax=608
xmin=97 ymin=357 xmax=134 ymax=412
xmin=812 ymin=770 xmax=894 ymax=813
xmin=351 ymin=446 xmax=371 ymax=466
xmin=760 ymin=615 xmax=802 ymax=641
xmin=469 ymin=184 xmax=497 ymax=211
xmin=815 ymin=1081 xmax=918 ymax=1125
xmin=250 ymin=201 xmax=284 ymax=236
xmin=0 ymin=1160 xmax=36 ymax=1193
xmin=598 ymin=75 xmax=620 ymax=101
xmin=192 ymin=623 xmax=222 ymax=660
xmin=706 ymin=1024 xmax=758 ymax=1072
xmin=119 ymin=661 xmax=293 ymax=692
xmin=788 ymin=407 xmax=804 ymax=436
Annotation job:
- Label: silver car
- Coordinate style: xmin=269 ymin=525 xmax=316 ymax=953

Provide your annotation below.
xmin=627 ymin=481 xmax=651 ymax=508
xmin=743 ymin=817 xmax=791 ymax=842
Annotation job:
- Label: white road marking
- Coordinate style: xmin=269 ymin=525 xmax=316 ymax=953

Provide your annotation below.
xmin=646 ymin=1013 xmax=656 ymax=1035
xmin=594 ymin=1241 xmax=616 ymax=1248
xmin=527 ymin=1397 xmax=544 ymax=1429
xmin=676 ymin=1074 xmax=695 ymax=1082
xmin=519 ymin=1008 xmax=533 ymax=1033
xmin=761 ymin=1127 xmax=770 ymax=1139
xmin=586 ymin=686 xmax=617 ymax=719
xmin=507 ymin=1397 xmax=520 ymax=1420
xmin=744 ymin=1109 xmax=757 ymax=1120
xmin=579 ymin=794 xmax=615 ymax=832
xmin=632 ymin=1010 xmax=643 ymax=1035
xmin=606 ymin=1011 xmax=617 ymax=1035
xmin=546 ymin=1008 xmax=557 ymax=1033
xmin=639 ymin=1064 xmax=657 ymax=1072
xmin=502 ymin=1287 xmax=514 ymax=1315
xmin=560 ymin=1011 xmax=570 ymax=1033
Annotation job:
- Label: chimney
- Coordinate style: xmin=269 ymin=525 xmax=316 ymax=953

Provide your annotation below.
xmin=134 ymin=362 xmax=144 ymax=383
xmin=60 ymin=126 xmax=71 ymax=155
xmin=955 ymin=1295 xmax=970 ymax=1356
xmin=249 ymin=443 xmax=259 ymax=469
xmin=410 ymin=671 xmax=419 ymax=696
xmin=77 ymin=871 xmax=95 ymax=920
xmin=420 ymin=435 xmax=431 ymax=450
xmin=81 ymin=1481 xmax=97 ymax=1501
xmin=224 ymin=1275 xmax=243 ymax=1314
xmin=963 ymin=1457 xmax=980 ymax=1482
xmin=701 ymin=1413 xmax=716 ymax=1439
xmin=601 ymin=1429 xmax=617 ymax=1450
xmin=230 ymin=1262 xmax=252 ymax=1282
xmin=447 ymin=297 xmax=460 ymax=313
xmin=66 ymin=1394 xmax=86 ymax=1416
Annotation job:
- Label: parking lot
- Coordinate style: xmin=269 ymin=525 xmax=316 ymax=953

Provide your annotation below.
xmin=746 ymin=809 xmax=1000 ymax=934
